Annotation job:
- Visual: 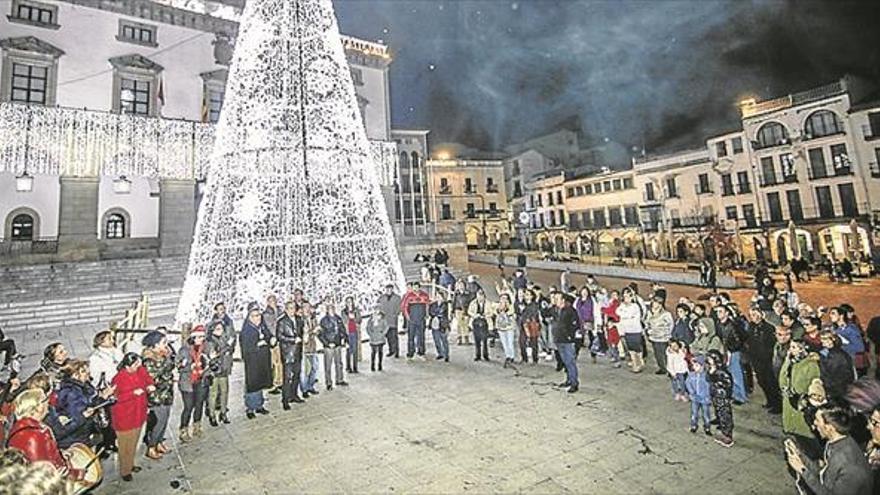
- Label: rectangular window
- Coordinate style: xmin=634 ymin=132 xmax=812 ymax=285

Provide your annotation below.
xmin=10 ymin=63 xmax=47 ymax=104
xmin=786 ymin=190 xmax=804 ymax=222
xmin=206 ymin=86 xmax=224 ymax=123
xmin=816 ymin=186 xmax=834 ymax=219
xmin=725 ymin=206 xmax=738 ymax=220
xmin=465 ymin=203 xmax=476 ymax=219
xmin=118 ymin=20 xmax=157 ymax=46
xmin=464 ymin=177 xmax=474 ymax=193
xmin=830 ymin=144 xmax=851 ymax=175
xmin=869 ymin=113 xmax=880 ymax=139
xmin=623 ymin=177 xmax=633 ymax=189
xmin=612 ymin=179 xmax=622 ymax=190
xmin=721 ymin=173 xmax=734 ymax=196
xmin=697 ymin=173 xmax=711 ymax=194
xmin=645 ymin=182 xmax=655 ymax=201
xmin=581 ymin=211 xmax=592 ymax=229
xmin=838 ymin=183 xmax=858 ymax=217
xmin=737 ymin=171 xmax=751 ymax=194
xmin=584 ymin=183 xmax=593 ymax=195
xmin=760 ymin=156 xmax=777 ymax=186
xmin=808 ymin=148 xmax=827 ymax=179
xmin=350 ymin=68 xmax=364 ymax=86
xmin=547 ymin=192 xmax=554 ymax=206
xmin=12 ymin=0 xmax=57 ymax=26
xmin=489 ymin=202 xmax=498 ymax=215
xmin=555 ymin=190 xmax=562 ymax=204
xmin=767 ymin=192 xmax=783 ymax=222
xmin=742 ymin=204 xmax=756 ymax=228
xmin=547 ymin=212 xmax=555 ymax=227
xmin=570 ymin=214 xmax=580 ymax=230
xmin=732 ymin=137 xmax=743 ymax=154
xmin=513 ymin=180 xmax=521 ymax=197
xmin=592 ymin=209 xmax=606 ymax=228
xmin=566 ymin=187 xmax=575 ymax=198
xmin=557 ymin=209 xmax=565 ymax=225
xmin=536 ymin=194 xmax=542 ymax=207
xmin=715 ymin=141 xmax=727 ymax=157
xmin=441 ymin=204 xmax=451 ymax=220
xmin=624 ymin=206 xmax=638 ymax=225
xmin=780 ymin=153 xmax=797 ymax=183
xmin=665 ymin=177 xmax=678 ymax=198
xmin=609 ymin=207 xmax=622 ymax=227
xmin=603 ymin=180 xmax=612 ymax=192
xmin=512 ymin=160 xmax=520 ymax=176
xmin=120 ymin=78 xmax=150 ymax=115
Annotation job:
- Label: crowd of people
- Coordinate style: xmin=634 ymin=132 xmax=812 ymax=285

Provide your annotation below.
xmin=0 ymin=260 xmax=879 ymax=494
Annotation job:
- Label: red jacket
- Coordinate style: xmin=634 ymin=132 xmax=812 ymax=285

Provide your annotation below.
xmin=400 ymin=290 xmax=430 ymax=320
xmin=7 ymin=417 xmax=82 ymax=479
xmin=111 ymin=366 xmax=153 ymax=432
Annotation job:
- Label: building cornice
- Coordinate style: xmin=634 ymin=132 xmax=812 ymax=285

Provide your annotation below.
xmin=56 ymin=0 xmax=238 ymax=35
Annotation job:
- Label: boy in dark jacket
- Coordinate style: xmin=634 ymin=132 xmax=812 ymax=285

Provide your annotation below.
xmin=707 ymin=349 xmax=735 ymax=447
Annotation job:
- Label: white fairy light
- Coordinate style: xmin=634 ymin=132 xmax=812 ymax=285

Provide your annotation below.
xmin=175 ymin=0 xmax=405 ymax=323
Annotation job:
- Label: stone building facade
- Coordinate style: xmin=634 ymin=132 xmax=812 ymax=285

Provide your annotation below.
xmin=523 ymin=76 xmax=880 ymax=267
xmin=0 ymin=0 xmax=460 ymax=267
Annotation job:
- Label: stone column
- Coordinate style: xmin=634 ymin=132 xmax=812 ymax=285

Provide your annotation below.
xmin=159 ymin=179 xmax=196 ymax=257
xmin=57 ymin=176 xmax=100 ymax=261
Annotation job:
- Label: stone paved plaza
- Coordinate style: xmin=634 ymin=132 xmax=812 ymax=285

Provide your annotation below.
xmin=89 ymin=334 xmax=789 ymax=494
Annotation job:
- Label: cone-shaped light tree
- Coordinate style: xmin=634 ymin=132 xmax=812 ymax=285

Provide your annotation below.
xmin=176 ymin=0 xmax=405 ymax=324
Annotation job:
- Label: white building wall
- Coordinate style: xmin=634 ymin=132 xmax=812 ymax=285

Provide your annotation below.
xmin=0 ymin=1 xmax=222 ymax=121
xmin=97 ymin=175 xmax=159 ymax=238
xmin=0 ymin=172 xmax=60 ymax=238
xmin=359 ymin=64 xmax=390 ymax=141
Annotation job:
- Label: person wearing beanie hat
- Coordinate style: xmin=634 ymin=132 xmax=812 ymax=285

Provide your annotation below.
xmin=686 ymin=354 xmax=712 ymax=435
xmin=141 ymin=330 xmax=174 ymax=459
xmin=691 ymin=317 xmax=724 ymax=357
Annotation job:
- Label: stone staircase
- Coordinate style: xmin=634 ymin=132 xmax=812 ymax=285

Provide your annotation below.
xmin=0 ymin=254 xmax=469 ymax=337
xmin=0 ymin=257 xmax=188 ymax=335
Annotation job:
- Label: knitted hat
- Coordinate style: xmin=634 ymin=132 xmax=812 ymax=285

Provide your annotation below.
xmin=190 ymin=325 xmax=206 ymax=339
xmin=141 ymin=330 xmax=165 ymax=348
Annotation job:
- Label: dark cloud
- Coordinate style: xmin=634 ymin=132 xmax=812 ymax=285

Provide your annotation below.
xmin=334 ymin=0 xmax=880 ymax=156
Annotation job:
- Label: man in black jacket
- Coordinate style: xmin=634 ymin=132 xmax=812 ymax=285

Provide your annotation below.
xmin=745 ymin=306 xmax=782 ymax=414
xmin=553 ymin=293 xmax=580 ymax=393
xmin=276 ymin=301 xmax=305 ymax=409
xmin=319 ymin=302 xmax=348 ymax=390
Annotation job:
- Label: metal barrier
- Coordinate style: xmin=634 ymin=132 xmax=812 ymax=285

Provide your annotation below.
xmin=109 ymin=295 xmax=151 ymax=353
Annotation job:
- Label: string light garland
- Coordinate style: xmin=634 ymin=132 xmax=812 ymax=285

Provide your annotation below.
xmin=175 ymin=0 xmax=405 ymax=323
xmin=0 ymin=102 xmax=398 ymax=184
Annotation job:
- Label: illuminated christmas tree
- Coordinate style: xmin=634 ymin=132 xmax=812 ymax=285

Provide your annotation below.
xmin=176 ymin=0 xmax=404 ymax=323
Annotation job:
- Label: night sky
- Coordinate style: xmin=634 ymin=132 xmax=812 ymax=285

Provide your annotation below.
xmin=333 ymin=0 xmax=880 ymax=156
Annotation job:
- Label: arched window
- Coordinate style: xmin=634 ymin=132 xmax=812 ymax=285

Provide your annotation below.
xmin=756 ymin=122 xmax=789 ymax=149
xmin=399 ymin=151 xmax=410 ymax=169
xmin=804 ymin=110 xmax=842 ymax=139
xmin=105 ymin=213 xmax=126 ymax=239
xmin=411 ymin=151 xmax=420 ymax=169
xmin=10 ymin=214 xmax=34 ymax=240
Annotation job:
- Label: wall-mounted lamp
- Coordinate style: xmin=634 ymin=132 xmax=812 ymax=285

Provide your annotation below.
xmin=113 ymin=175 xmax=132 ymax=194
xmin=15 ymin=171 xmax=33 ymax=192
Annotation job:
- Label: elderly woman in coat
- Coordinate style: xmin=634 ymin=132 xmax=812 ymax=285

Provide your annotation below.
xmin=240 ymin=302 xmax=275 ymax=419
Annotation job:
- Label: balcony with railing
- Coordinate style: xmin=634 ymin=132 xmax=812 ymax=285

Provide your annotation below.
xmin=721 ymin=185 xmax=735 ymax=197
xmin=438 ymin=185 xmax=452 ymax=195
xmin=464 ymin=185 xmax=478 ymax=195
xmin=737 ymin=182 xmax=752 ymax=195
xmin=486 ymin=184 xmax=499 ymax=194
xmin=762 ymin=202 xmax=870 ymax=226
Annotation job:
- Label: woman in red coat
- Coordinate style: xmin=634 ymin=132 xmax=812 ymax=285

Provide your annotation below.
xmin=110 ymin=352 xmax=154 ymax=482
xmin=7 ymin=388 xmax=84 ymax=481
